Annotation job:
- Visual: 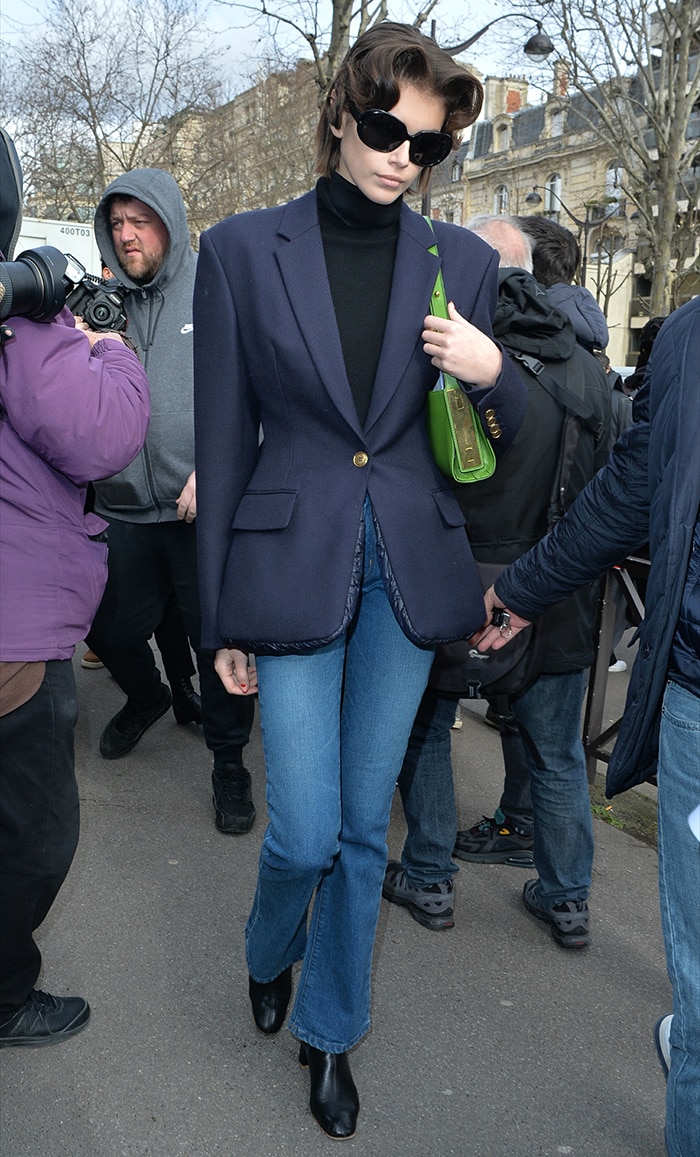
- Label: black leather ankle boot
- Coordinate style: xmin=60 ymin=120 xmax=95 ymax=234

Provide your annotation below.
xmin=248 ymin=966 xmax=293 ymax=1035
xmin=298 ymin=1042 xmax=359 ymax=1139
xmin=170 ymin=678 xmax=202 ymax=725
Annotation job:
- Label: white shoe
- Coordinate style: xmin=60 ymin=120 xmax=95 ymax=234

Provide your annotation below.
xmin=81 ymin=649 xmax=104 ymax=669
xmin=654 ymin=1014 xmax=672 ymax=1078
xmin=608 ymin=659 xmax=627 ymax=673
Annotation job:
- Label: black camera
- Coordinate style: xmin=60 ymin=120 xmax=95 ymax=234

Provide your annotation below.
xmin=0 ymin=246 xmax=127 ymax=332
xmin=65 ymin=268 xmax=128 ymax=333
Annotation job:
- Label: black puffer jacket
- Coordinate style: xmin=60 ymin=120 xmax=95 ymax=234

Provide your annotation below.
xmin=455 ymin=269 xmax=611 ymax=673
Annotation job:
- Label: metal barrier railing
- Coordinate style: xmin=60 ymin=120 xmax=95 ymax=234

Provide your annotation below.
xmin=582 ymin=556 xmax=650 ymax=783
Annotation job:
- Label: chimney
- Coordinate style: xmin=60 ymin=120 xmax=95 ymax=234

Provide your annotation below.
xmin=505 ymin=87 xmax=522 ymax=113
xmin=553 ymin=60 xmax=569 ymax=98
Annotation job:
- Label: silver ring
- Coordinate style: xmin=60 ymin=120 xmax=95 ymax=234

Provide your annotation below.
xmin=499 ymin=625 xmax=513 ymax=640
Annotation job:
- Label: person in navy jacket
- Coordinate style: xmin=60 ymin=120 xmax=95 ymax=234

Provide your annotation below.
xmin=193 ymin=23 xmax=526 ymax=1139
xmin=475 ymin=300 xmax=700 ymax=1157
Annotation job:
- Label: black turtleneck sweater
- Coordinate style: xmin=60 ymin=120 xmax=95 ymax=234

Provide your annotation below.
xmin=316 ymin=171 xmax=401 ymax=426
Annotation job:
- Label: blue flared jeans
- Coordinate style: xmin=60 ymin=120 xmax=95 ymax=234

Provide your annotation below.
xmin=657 ymin=680 xmax=700 ymax=1157
xmin=246 ymin=502 xmax=435 ymax=1053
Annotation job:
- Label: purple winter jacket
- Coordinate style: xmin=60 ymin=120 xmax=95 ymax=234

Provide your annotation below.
xmin=0 ymin=309 xmax=150 ymax=661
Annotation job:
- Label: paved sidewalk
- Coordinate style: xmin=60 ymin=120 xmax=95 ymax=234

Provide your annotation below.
xmin=0 ymin=653 xmax=669 ymax=1156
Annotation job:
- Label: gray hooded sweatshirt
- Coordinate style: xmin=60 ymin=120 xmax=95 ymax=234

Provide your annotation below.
xmin=93 ymin=168 xmax=197 ymax=522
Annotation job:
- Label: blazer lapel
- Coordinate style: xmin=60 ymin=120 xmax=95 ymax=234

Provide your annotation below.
xmin=274 ymin=192 xmax=363 ymax=437
xmin=364 ymin=206 xmax=439 ymax=433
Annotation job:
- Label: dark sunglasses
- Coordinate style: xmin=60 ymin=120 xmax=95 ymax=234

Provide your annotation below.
xmin=348 ymin=105 xmax=453 ymax=168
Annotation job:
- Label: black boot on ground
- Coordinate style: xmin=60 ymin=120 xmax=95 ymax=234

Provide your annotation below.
xmin=248 ymin=966 xmax=293 ymax=1035
xmin=299 ymin=1042 xmax=359 ymax=1140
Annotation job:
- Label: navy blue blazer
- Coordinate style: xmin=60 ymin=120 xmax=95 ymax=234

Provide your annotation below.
xmin=193 ymin=190 xmax=527 ymax=653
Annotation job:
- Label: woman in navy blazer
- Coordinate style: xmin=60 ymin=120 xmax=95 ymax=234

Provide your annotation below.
xmin=194 ymin=23 xmax=526 ymax=1139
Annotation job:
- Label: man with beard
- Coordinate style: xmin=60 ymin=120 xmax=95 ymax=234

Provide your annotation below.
xmin=87 ymin=171 xmax=255 ymax=834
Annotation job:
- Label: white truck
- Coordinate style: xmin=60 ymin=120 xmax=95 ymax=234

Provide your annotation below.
xmin=16 ymin=217 xmax=101 ymax=276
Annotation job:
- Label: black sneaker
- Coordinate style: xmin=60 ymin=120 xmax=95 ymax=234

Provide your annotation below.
xmin=212 ymin=764 xmax=255 ymax=834
xmin=454 ymin=809 xmax=534 ymax=867
xmin=382 ymin=860 xmax=455 ymax=930
xmin=0 ymin=990 xmax=90 ymax=1047
xmin=522 ymin=878 xmax=590 ymax=949
xmin=99 ymin=683 xmax=172 ymax=759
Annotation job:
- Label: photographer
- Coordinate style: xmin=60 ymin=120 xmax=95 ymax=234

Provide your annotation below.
xmin=0 ymin=128 xmax=150 ymax=1047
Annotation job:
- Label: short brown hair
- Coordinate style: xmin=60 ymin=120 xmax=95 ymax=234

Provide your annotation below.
xmin=316 ymin=22 xmax=483 ymax=193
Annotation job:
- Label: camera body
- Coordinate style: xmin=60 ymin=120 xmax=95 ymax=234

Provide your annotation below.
xmin=65 ymin=270 xmax=128 ymax=333
xmin=0 ymin=246 xmax=127 ymax=333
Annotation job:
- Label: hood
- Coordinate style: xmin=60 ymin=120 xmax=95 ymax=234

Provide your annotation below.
xmin=0 ymin=127 xmax=23 ymax=260
xmin=94 ymin=167 xmax=192 ymax=290
xmin=494 ymin=268 xmax=576 ymax=361
xmin=545 ymin=282 xmax=609 ymax=352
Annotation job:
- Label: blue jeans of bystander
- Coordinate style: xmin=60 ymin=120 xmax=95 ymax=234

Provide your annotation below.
xmin=511 ymin=671 xmax=594 ymax=906
xmin=657 ymin=680 xmax=700 ymax=1157
xmin=396 ymin=689 xmax=459 ymax=887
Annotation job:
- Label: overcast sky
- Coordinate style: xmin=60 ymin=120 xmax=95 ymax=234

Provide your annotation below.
xmin=2 ymin=0 xmax=556 ymax=93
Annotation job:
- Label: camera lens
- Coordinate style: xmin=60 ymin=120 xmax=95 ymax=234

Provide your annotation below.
xmin=91 ymin=303 xmax=112 ymax=324
xmin=0 ymin=247 xmax=68 ymax=322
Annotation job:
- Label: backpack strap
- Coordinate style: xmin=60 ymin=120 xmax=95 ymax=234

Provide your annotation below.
xmin=509 ymin=351 xmax=602 ymax=529
xmin=510 ymin=352 xmax=603 ymax=436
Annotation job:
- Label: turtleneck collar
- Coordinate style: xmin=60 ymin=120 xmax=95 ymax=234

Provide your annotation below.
xmin=316 ymin=171 xmax=402 ymax=230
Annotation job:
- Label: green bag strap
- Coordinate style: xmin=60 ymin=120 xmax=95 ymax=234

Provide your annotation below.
xmin=425 ymin=218 xmax=459 ymax=391
xmin=424 ymin=217 xmax=449 ymax=322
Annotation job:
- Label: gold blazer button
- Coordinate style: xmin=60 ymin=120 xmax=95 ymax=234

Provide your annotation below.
xmin=353 ymin=451 xmax=369 ymax=467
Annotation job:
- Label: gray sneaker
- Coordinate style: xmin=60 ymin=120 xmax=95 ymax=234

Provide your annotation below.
xmin=382 ymin=860 xmax=455 ymax=930
xmin=522 ymin=878 xmax=589 ymax=949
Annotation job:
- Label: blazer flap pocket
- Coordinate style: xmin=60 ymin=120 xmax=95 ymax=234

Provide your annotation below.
xmin=232 ymin=489 xmax=298 ymax=531
xmin=432 ymin=487 xmax=467 ymax=528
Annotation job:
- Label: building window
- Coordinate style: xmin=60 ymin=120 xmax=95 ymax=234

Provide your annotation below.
xmin=451 ymin=159 xmax=463 ymax=182
xmin=544 ymin=173 xmax=562 ymax=215
xmin=494 ymin=122 xmax=510 ymax=153
xmin=493 ymin=185 xmax=509 ymax=215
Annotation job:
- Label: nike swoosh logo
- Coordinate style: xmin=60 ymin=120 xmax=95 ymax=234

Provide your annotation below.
xmin=181 ymin=323 xmax=193 ymax=334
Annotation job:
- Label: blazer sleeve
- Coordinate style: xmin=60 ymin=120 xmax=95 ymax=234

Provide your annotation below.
xmin=193 ymin=229 xmax=261 ymax=650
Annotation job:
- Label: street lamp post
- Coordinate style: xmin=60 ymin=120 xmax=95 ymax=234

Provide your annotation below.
xmin=524 ymin=185 xmax=621 ymax=287
xmin=422 ymin=18 xmax=555 ymax=215
xmin=442 ymin=18 xmax=555 ymax=63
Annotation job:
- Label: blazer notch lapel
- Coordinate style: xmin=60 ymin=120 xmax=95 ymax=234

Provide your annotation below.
xmin=275 ymin=204 xmax=362 ymax=436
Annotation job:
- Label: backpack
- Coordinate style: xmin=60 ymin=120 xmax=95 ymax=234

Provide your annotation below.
xmin=428 ymin=354 xmax=603 ymax=707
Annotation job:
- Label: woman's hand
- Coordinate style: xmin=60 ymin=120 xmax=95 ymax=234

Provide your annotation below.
xmin=469 ymin=586 xmax=532 ymax=652
xmin=214 ymin=647 xmax=258 ymax=695
xmin=422 ymin=301 xmax=502 ymax=388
